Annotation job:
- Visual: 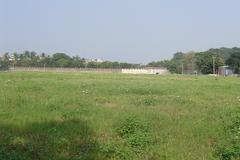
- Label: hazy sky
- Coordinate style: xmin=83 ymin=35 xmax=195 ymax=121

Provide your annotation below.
xmin=1 ymin=0 xmax=240 ymax=63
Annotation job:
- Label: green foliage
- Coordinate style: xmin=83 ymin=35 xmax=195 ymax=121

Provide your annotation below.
xmin=86 ymin=61 xmax=98 ymax=68
xmin=147 ymin=60 xmax=171 ymax=68
xmin=195 ymin=52 xmax=224 ymax=74
xmin=2 ymin=51 xmax=141 ymax=69
xmin=100 ymin=142 xmax=133 ymax=160
xmin=116 ymin=116 xmax=153 ymax=151
xmin=148 ymin=47 xmax=240 ymax=74
xmin=98 ymin=61 xmax=120 ymax=68
xmin=168 ymin=52 xmax=185 ymax=74
xmin=132 ymin=96 xmax=157 ymax=106
xmin=216 ymin=110 xmax=240 ymax=160
xmin=3 ymin=47 xmax=240 ymax=72
xmin=226 ymin=52 xmax=240 ymax=74
xmin=0 ymin=59 xmax=9 ymax=71
xmin=0 ymin=72 xmax=240 ymax=159
xmin=52 ymin=53 xmax=73 ymax=67
xmin=0 ymin=120 xmax=99 ymax=160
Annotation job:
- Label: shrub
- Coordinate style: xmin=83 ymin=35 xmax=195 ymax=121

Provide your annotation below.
xmin=216 ymin=111 xmax=240 ymax=160
xmin=100 ymin=142 xmax=133 ymax=160
xmin=116 ymin=116 xmax=153 ymax=151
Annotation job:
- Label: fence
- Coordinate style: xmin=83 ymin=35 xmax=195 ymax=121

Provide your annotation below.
xmin=10 ymin=67 xmax=122 ymax=73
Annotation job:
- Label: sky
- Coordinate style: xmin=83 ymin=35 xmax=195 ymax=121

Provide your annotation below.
xmin=1 ymin=0 xmax=240 ymax=63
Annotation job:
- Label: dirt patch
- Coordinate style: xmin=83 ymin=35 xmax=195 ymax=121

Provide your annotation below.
xmin=64 ymin=104 xmax=80 ymax=109
xmin=104 ymin=102 xmax=118 ymax=108
xmin=95 ymin=97 xmax=118 ymax=108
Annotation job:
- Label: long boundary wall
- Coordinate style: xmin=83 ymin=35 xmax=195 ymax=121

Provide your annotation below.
xmin=10 ymin=67 xmax=169 ymax=75
xmin=10 ymin=67 xmax=121 ymax=73
xmin=122 ymin=68 xmax=169 ymax=75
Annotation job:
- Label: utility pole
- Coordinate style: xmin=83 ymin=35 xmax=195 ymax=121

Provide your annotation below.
xmin=191 ymin=60 xmax=194 ymax=74
xmin=182 ymin=63 xmax=184 ymax=75
xmin=212 ymin=56 xmax=216 ymax=74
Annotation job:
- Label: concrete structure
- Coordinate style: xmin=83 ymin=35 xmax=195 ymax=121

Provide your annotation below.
xmin=10 ymin=67 xmax=169 ymax=75
xmin=122 ymin=68 xmax=169 ymax=75
xmin=11 ymin=67 xmax=121 ymax=73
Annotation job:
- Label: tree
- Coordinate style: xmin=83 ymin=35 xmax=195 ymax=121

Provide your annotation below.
xmin=87 ymin=62 xmax=98 ymax=68
xmin=226 ymin=52 xmax=240 ymax=74
xmin=0 ymin=57 xmax=9 ymax=70
xmin=182 ymin=52 xmax=196 ymax=74
xmin=195 ymin=52 xmax=224 ymax=74
xmin=169 ymin=52 xmax=185 ymax=74
xmin=1 ymin=53 xmax=11 ymax=67
xmin=119 ymin=63 xmax=131 ymax=68
xmin=40 ymin=53 xmax=46 ymax=59
xmin=112 ymin=62 xmax=120 ymax=68
xmin=98 ymin=61 xmax=113 ymax=68
xmin=52 ymin=53 xmax=73 ymax=67
xmin=147 ymin=60 xmax=170 ymax=68
xmin=39 ymin=56 xmax=53 ymax=67
xmin=72 ymin=56 xmax=85 ymax=68
xmin=23 ymin=51 xmax=30 ymax=58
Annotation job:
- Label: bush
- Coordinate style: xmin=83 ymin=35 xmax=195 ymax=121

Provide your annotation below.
xmin=116 ymin=116 xmax=153 ymax=151
xmin=216 ymin=111 xmax=240 ymax=160
xmin=100 ymin=142 xmax=133 ymax=160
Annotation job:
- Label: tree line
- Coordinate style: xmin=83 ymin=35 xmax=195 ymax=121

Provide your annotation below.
xmin=147 ymin=47 xmax=240 ymax=74
xmin=1 ymin=47 xmax=240 ymax=74
xmin=0 ymin=51 xmax=140 ymax=70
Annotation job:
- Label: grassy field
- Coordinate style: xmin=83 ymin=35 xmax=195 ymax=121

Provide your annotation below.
xmin=0 ymin=72 xmax=239 ymax=160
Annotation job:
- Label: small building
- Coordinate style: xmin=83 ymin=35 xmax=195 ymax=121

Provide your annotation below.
xmin=218 ymin=66 xmax=233 ymax=76
xmin=122 ymin=67 xmax=169 ymax=75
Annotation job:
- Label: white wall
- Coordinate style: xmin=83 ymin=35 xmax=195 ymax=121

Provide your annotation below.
xmin=122 ymin=68 xmax=168 ymax=75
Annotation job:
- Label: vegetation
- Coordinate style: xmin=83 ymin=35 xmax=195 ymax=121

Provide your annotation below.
xmin=147 ymin=47 xmax=240 ymax=74
xmin=216 ymin=108 xmax=240 ymax=160
xmin=226 ymin=52 xmax=240 ymax=74
xmin=0 ymin=72 xmax=239 ymax=160
xmin=0 ymin=51 xmax=140 ymax=69
xmin=0 ymin=59 xmax=9 ymax=71
xmin=195 ymin=52 xmax=224 ymax=74
xmin=1 ymin=47 xmax=240 ymax=74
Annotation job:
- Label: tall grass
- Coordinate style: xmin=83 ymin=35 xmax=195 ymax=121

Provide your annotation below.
xmin=0 ymin=72 xmax=239 ymax=160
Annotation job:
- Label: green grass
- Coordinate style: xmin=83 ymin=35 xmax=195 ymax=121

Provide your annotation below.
xmin=0 ymin=72 xmax=239 ymax=160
